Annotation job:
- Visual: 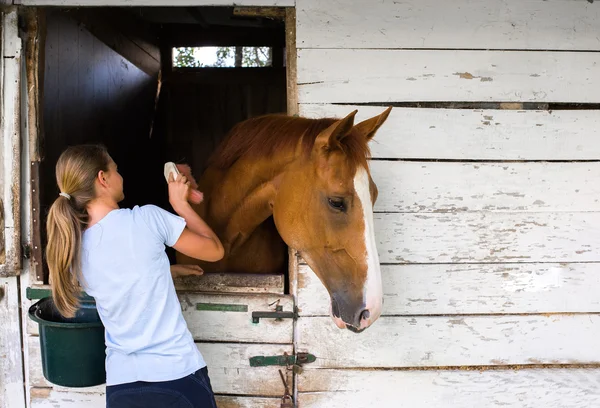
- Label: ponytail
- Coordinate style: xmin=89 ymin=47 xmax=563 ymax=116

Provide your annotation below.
xmin=45 ymin=145 xmax=111 ymax=318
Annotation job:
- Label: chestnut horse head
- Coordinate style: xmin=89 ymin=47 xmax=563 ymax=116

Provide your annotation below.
xmin=177 ymin=107 xmax=392 ymax=333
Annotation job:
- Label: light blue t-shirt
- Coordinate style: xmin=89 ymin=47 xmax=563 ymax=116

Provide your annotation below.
xmin=80 ymin=205 xmax=206 ymax=386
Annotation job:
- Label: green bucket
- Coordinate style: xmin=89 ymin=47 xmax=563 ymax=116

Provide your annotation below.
xmin=28 ymin=296 xmax=106 ymax=387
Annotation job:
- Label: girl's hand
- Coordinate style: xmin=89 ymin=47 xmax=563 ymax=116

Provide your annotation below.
xmin=170 ymin=264 xmax=204 ymax=278
xmin=176 ymin=164 xmax=203 ymax=204
xmin=168 ymin=171 xmax=192 ymax=210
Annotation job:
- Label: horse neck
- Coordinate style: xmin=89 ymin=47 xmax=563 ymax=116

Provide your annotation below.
xmin=206 ymin=152 xmax=295 ymax=227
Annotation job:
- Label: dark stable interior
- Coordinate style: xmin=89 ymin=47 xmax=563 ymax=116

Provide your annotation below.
xmin=38 ymin=6 xmax=287 ymax=282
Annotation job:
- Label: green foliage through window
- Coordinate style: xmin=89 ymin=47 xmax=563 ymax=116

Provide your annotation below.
xmin=173 ymin=46 xmax=273 ymax=68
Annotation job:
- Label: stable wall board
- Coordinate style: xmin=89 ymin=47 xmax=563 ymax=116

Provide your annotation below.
xmin=18 ymin=0 xmax=294 ymax=5
xmin=297 ymin=49 xmax=600 ymax=103
xmin=297 ymin=315 xmax=600 ymax=368
xmin=297 ymin=368 xmax=600 ymax=408
xmin=174 ymin=272 xmax=284 ymax=294
xmin=0 ymin=278 xmax=25 ymax=408
xmin=26 ymin=292 xmax=294 ymax=342
xmin=29 ymin=340 xmax=292 ymax=396
xmin=297 ymin=262 xmax=600 ymax=316
xmin=369 ymin=161 xmax=600 ymax=213
xmin=181 ymin=293 xmax=293 ymax=343
xmin=373 ymin=212 xmax=600 ymax=264
xmin=30 ymin=388 xmax=281 ymax=408
xmin=296 ymin=0 xmax=600 ymax=51
xmin=300 ymin=104 xmax=600 ymax=160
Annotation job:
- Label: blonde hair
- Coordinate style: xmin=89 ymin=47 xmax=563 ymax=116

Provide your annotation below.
xmin=45 ymin=144 xmax=111 ymax=317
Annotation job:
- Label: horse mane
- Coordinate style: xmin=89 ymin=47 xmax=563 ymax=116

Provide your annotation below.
xmin=207 ymin=114 xmax=371 ymax=170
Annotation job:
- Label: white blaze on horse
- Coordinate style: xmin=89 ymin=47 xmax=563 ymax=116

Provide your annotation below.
xmin=176 ymin=107 xmax=392 ymax=333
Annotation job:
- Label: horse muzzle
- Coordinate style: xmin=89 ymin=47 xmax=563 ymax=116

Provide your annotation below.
xmin=330 ymin=295 xmax=379 ymax=333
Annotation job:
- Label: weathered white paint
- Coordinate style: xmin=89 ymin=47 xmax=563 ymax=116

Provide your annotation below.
xmin=298 ymin=263 xmax=600 ymax=315
xmin=369 ymin=161 xmax=600 ymax=213
xmin=29 ymin=388 xmax=280 ymax=408
xmin=0 ymin=278 xmax=25 ymax=408
xmin=0 ymin=10 xmax=22 ymax=277
xmin=29 ymin=339 xmax=292 ymax=396
xmin=27 ymin=293 xmax=294 ymax=342
xmin=298 ymin=368 xmax=600 ymax=407
xmin=297 ymin=315 xmax=600 ymax=368
xmin=298 ymin=49 xmax=600 ymax=103
xmin=174 ymin=272 xmax=284 ymax=294
xmin=301 ymin=104 xmax=600 ymax=160
xmin=352 ymin=166 xmax=382 ymax=330
xmin=17 ymin=0 xmax=294 ymax=5
xmin=297 ymin=0 xmax=600 ymax=50
xmin=180 ymin=293 xmax=294 ymax=343
xmin=373 ymin=212 xmax=600 ymax=264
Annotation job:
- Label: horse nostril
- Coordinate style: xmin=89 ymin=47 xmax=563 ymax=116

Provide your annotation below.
xmin=360 ymin=309 xmax=370 ymax=321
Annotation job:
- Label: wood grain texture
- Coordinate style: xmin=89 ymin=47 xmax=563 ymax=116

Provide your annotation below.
xmin=29 ymin=340 xmax=292 ymax=396
xmin=0 ymin=10 xmax=22 ymax=277
xmin=297 ymin=315 xmax=600 ymax=368
xmin=373 ymin=212 xmax=600 ymax=264
xmin=296 ymin=0 xmax=600 ymax=50
xmin=300 ymin=104 xmax=600 ymax=160
xmin=298 ymin=263 xmax=600 ymax=315
xmin=27 ymin=293 xmax=294 ymax=343
xmin=369 ymin=161 xmax=600 ymax=213
xmin=297 ymin=368 xmax=600 ymax=407
xmin=0 ymin=278 xmax=25 ymax=408
xmin=174 ymin=273 xmax=284 ymax=294
xmin=19 ymin=0 xmax=294 ymax=5
xmin=180 ymin=293 xmax=293 ymax=343
xmin=29 ymin=388 xmax=280 ymax=408
xmin=297 ymin=49 xmax=600 ymax=103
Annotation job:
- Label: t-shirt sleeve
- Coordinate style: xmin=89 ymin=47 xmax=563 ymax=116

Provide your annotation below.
xmin=136 ymin=205 xmax=187 ymax=247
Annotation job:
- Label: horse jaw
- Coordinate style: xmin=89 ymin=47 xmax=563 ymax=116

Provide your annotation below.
xmin=352 ymin=166 xmax=383 ymax=331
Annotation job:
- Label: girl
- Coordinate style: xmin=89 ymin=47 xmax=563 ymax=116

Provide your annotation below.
xmin=45 ymin=144 xmax=224 ymax=408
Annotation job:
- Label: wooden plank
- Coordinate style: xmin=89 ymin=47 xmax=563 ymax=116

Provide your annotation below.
xmin=297 ymin=315 xmax=600 ymax=368
xmin=298 ymin=263 xmax=600 ymax=316
xmin=17 ymin=0 xmax=294 ymax=5
xmin=297 ymin=368 xmax=600 ymax=407
xmin=297 ymin=49 xmax=600 ymax=103
xmin=30 ymin=388 xmax=105 ymax=408
xmin=214 ymin=396 xmax=281 ymax=408
xmin=30 ymin=388 xmax=280 ymax=408
xmin=174 ymin=272 xmax=284 ymax=294
xmin=300 ymin=104 xmax=600 ymax=160
xmin=26 ymin=292 xmax=294 ymax=342
xmin=0 ymin=278 xmax=25 ymax=408
xmin=68 ymin=9 xmax=159 ymax=76
xmin=373 ymin=212 xmax=600 ymax=264
xmin=199 ymin=343 xmax=291 ymax=395
xmin=369 ymin=161 xmax=600 ymax=213
xmin=0 ymin=10 xmax=22 ymax=277
xmin=296 ymin=0 xmax=600 ymax=51
xmin=181 ymin=293 xmax=294 ymax=343
xmin=285 ymin=7 xmax=298 ymax=116
xmin=29 ymin=339 xmax=292 ymax=396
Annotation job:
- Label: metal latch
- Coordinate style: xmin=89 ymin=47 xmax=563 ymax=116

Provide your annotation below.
xmin=252 ymin=305 xmax=297 ymax=323
xmin=249 ymin=352 xmax=316 ymax=368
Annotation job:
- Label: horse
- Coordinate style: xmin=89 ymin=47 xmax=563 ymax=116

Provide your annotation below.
xmin=175 ymin=107 xmax=392 ymax=333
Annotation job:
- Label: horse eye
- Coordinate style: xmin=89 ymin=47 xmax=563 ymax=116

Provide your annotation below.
xmin=328 ymin=198 xmax=346 ymax=212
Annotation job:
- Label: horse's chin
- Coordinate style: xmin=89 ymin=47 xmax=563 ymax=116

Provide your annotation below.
xmin=331 ymin=315 xmax=347 ymax=329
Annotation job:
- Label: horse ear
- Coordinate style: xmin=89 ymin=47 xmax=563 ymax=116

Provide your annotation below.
xmin=315 ymin=109 xmax=358 ymax=149
xmin=354 ymin=106 xmax=392 ymax=141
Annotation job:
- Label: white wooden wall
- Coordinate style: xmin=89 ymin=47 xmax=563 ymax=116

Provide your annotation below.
xmin=295 ymin=0 xmax=600 ymax=406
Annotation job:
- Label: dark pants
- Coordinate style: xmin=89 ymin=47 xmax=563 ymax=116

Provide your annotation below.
xmin=106 ymin=367 xmax=217 ymax=408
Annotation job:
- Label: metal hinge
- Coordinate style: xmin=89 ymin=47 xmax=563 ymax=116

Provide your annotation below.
xmin=249 ymin=351 xmax=316 ymax=368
